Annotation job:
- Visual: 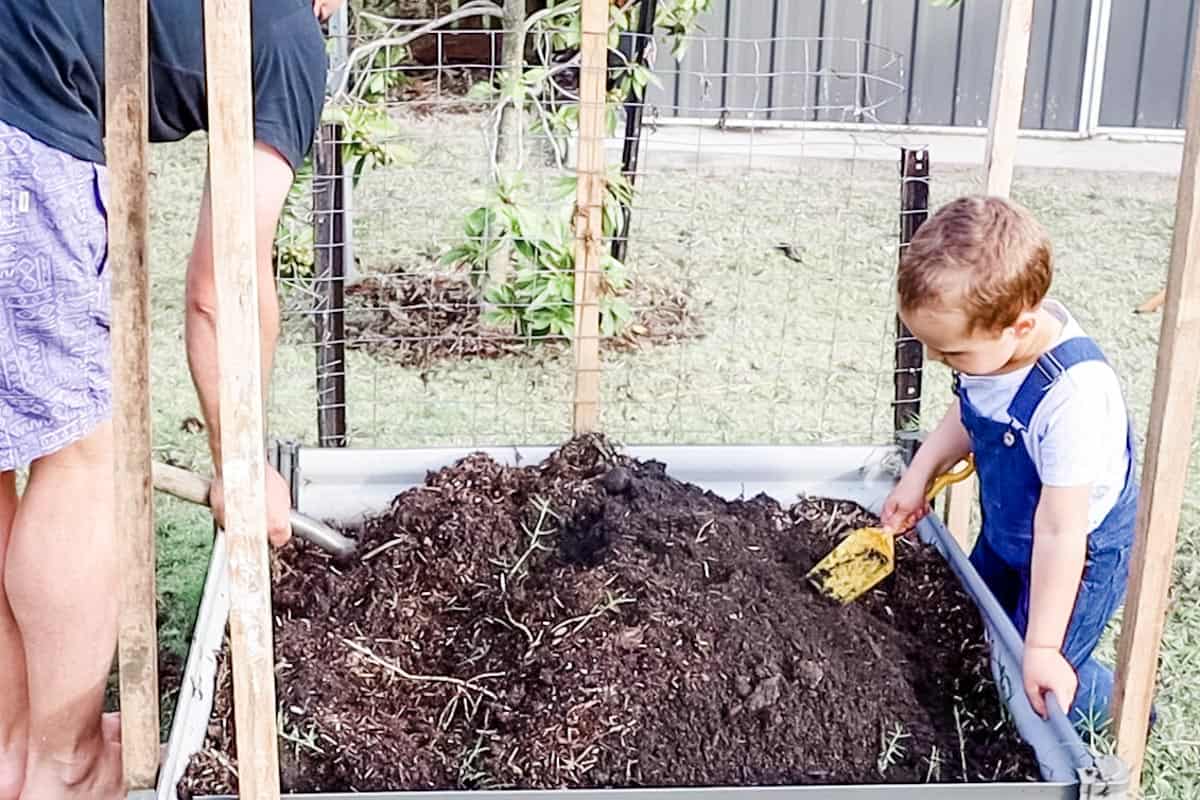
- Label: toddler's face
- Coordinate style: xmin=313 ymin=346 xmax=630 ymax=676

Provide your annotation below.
xmin=899 ymin=304 xmax=1031 ymax=376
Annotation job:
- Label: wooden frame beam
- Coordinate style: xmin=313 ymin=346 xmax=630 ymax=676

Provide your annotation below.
xmin=943 ymin=0 xmax=1035 ymax=546
xmin=202 ymin=0 xmax=282 ymax=797
xmin=571 ymin=0 xmax=608 ymax=434
xmin=107 ymin=0 xmax=160 ymax=789
xmin=1112 ymin=6 xmax=1200 ymax=790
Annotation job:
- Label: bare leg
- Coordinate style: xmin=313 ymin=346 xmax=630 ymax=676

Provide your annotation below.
xmin=6 ymin=423 xmax=123 ymax=800
xmin=0 ymin=471 xmax=26 ymax=800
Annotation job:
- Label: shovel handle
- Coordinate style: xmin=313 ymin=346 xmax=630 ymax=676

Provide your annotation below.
xmin=924 ymin=455 xmax=976 ymax=501
xmin=152 ymin=461 xmax=211 ymax=505
xmin=150 ymin=461 xmax=357 ymax=560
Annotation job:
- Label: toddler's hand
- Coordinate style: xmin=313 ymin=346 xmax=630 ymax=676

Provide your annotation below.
xmin=313 ymin=0 xmax=344 ymax=22
xmin=1023 ymin=646 xmax=1077 ymax=719
xmin=880 ymin=473 xmax=931 ymax=535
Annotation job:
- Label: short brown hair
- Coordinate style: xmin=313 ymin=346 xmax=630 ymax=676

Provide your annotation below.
xmin=898 ymin=195 xmax=1052 ymax=332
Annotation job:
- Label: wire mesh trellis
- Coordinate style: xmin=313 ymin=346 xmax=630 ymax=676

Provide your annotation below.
xmin=266 ymin=2 xmax=931 ymax=452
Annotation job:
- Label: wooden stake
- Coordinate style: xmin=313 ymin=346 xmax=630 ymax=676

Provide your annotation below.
xmin=983 ymin=0 xmax=1034 ymax=197
xmin=202 ymin=1 xmax=281 ymax=797
xmin=1113 ymin=9 xmax=1200 ymax=789
xmin=106 ymin=0 xmax=159 ymax=788
xmin=943 ymin=0 xmax=1035 ymax=546
xmin=571 ymin=0 xmax=608 ymax=434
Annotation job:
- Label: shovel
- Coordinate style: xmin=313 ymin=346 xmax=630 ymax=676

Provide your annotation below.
xmin=151 ymin=461 xmax=357 ymax=560
xmin=806 ymin=456 xmax=976 ymax=604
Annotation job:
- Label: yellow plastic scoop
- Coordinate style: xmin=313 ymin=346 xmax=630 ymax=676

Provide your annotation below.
xmin=806 ymin=456 xmax=976 ymax=604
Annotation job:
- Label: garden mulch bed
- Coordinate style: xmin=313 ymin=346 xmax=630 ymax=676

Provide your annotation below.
xmin=340 ymin=272 xmax=702 ymax=368
xmin=179 ymin=436 xmax=1038 ymax=797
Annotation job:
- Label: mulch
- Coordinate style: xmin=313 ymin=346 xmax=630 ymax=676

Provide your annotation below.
xmin=337 ymin=271 xmax=702 ymax=368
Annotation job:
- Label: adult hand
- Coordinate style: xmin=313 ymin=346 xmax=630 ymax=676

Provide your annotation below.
xmin=313 ymin=0 xmax=345 ymax=22
xmin=208 ymin=464 xmax=293 ymax=548
xmin=1023 ymin=646 xmax=1077 ymax=719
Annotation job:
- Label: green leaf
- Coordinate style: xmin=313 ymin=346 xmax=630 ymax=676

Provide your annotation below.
xmin=467 ymin=81 xmax=499 ymax=102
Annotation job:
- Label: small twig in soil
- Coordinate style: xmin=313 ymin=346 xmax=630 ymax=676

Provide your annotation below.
xmin=360 ymin=536 xmax=407 ymax=563
xmin=695 ymin=519 xmax=714 ymax=544
xmin=876 ymin=722 xmax=910 ymax=776
xmin=278 ymin=710 xmax=326 ymax=757
xmin=509 ymin=498 xmax=555 ymax=579
xmin=209 ymin=748 xmax=239 ymax=781
xmin=505 ymin=601 xmax=545 ymax=657
xmin=342 ymin=638 xmax=501 ymax=700
xmin=551 ymin=592 xmax=635 ymax=640
xmin=954 ymin=704 xmax=969 ymax=781
xmin=924 ymin=745 xmax=944 ymax=783
xmin=459 ymin=710 xmax=494 ymax=787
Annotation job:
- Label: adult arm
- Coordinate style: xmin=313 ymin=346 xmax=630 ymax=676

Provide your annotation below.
xmin=185 ymin=142 xmax=295 ymax=546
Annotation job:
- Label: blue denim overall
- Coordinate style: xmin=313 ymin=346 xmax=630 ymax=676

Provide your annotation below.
xmin=956 ymin=336 xmax=1138 ymax=727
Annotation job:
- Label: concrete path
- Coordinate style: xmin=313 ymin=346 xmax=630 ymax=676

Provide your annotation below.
xmin=600 ymin=124 xmax=1184 ymax=176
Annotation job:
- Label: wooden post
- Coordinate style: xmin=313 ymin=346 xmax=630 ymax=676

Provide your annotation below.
xmin=571 ymin=0 xmax=608 ymax=433
xmin=983 ymin=0 xmax=1034 ymax=197
xmin=107 ymin=0 xmax=159 ymax=789
xmin=202 ymin=1 xmax=282 ymax=798
xmin=1113 ymin=8 xmax=1200 ymax=789
xmin=943 ymin=0 xmax=1034 ymax=544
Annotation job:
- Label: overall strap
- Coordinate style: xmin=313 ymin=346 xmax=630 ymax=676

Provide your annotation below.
xmin=1007 ymin=337 xmax=1107 ymax=430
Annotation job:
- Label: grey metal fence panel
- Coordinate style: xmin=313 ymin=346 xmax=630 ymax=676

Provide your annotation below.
xmin=1139 ymin=0 xmax=1193 ymax=127
xmin=1098 ymin=0 xmax=1149 ymax=127
xmin=1021 ymin=0 xmax=1055 ymax=130
xmin=672 ymin=0 xmax=728 ymax=119
xmin=645 ymin=0 xmax=1191 ymax=132
xmin=866 ymin=0 xmax=917 ymax=124
xmin=726 ymin=0 xmax=776 ymax=118
xmin=817 ymin=0 xmax=871 ymax=121
xmin=906 ymin=1 xmax=961 ymax=125
xmin=1098 ymin=0 xmax=1197 ymax=128
xmin=771 ymin=0 xmax=826 ymax=121
xmin=1042 ymin=0 xmax=1091 ymax=130
xmin=955 ymin=0 xmax=1003 ymax=127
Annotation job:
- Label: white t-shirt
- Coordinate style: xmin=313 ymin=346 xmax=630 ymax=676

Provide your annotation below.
xmin=957 ymin=300 xmax=1131 ymax=532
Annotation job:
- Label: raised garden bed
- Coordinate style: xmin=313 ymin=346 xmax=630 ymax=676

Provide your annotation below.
xmin=163 ymin=439 xmax=1125 ymax=799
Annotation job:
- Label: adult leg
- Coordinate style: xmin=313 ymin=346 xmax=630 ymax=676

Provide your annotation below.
xmin=7 ymin=423 xmax=123 ymax=800
xmin=0 ymin=472 xmax=26 ymax=799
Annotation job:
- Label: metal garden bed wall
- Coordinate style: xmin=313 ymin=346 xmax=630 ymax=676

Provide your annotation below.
xmin=158 ymin=443 xmax=1131 ymax=799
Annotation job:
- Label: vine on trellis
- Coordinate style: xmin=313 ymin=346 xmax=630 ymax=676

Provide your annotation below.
xmin=442 ymin=0 xmax=712 ymax=341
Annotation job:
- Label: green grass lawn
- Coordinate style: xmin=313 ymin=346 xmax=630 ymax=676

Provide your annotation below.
xmin=146 ymin=125 xmax=1196 ymax=795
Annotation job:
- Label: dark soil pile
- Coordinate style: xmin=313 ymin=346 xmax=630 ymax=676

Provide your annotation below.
xmin=342 ymin=272 xmax=701 ymax=368
xmin=179 ymin=437 xmax=1038 ymax=796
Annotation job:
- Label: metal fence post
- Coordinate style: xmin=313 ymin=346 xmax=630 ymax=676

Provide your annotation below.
xmin=611 ymin=0 xmax=658 ymax=264
xmin=314 ymin=123 xmax=349 ymax=447
xmin=895 ymin=148 xmax=929 ymax=462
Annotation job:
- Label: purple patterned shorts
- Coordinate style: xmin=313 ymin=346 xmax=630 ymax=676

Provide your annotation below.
xmin=0 ymin=119 xmax=111 ymax=471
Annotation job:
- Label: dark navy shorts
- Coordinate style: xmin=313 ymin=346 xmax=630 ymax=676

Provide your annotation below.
xmin=0 ymin=118 xmax=111 ymax=471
